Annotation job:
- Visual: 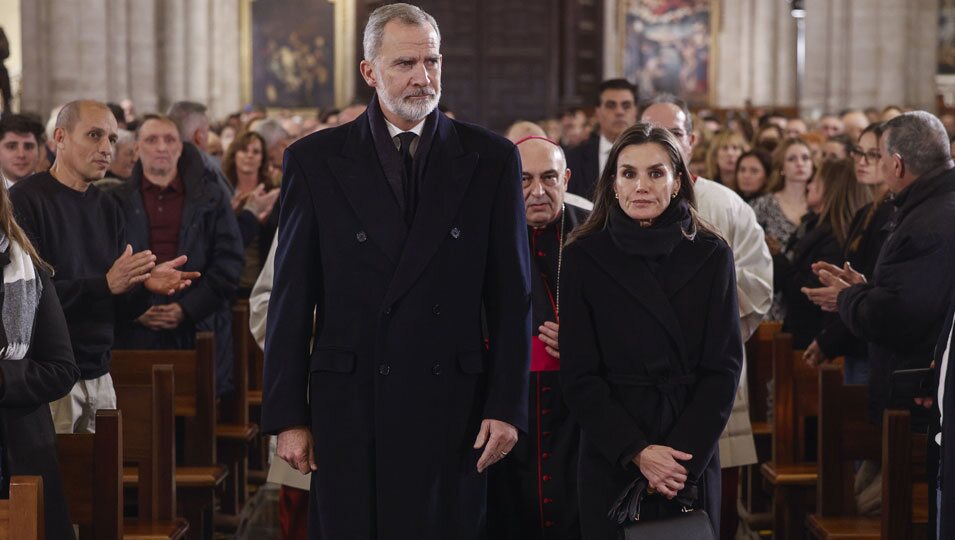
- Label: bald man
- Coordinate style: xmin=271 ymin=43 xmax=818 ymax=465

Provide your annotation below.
xmin=504 ymin=120 xmax=546 ymax=143
xmin=487 ymin=136 xmax=589 ymax=540
xmin=11 ymin=100 xmax=198 ymax=434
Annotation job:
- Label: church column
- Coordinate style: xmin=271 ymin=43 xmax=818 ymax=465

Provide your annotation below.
xmin=161 ymin=0 xmax=187 ymax=108
xmin=127 ymin=0 xmax=159 ymax=113
xmin=77 ymin=0 xmax=110 ymax=101
xmin=210 ymin=0 xmax=241 ymax=118
xmin=106 ymin=0 xmax=131 ymax=103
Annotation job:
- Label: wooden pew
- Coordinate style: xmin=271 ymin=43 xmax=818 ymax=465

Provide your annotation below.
xmin=240 ymin=297 xmax=268 ymax=484
xmin=114 ymin=364 xmax=189 ymax=539
xmin=216 ymin=302 xmax=260 ymax=523
xmin=759 ymin=332 xmax=835 ymax=539
xmin=0 ymin=476 xmax=43 ymax=540
xmin=738 ymin=320 xmax=782 ymax=535
xmin=806 ymin=404 xmax=930 ymax=540
xmin=111 ymin=333 xmax=228 ymax=540
xmin=58 ymin=409 xmax=123 ymax=540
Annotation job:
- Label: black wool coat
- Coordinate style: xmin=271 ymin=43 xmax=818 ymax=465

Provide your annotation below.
xmin=559 ymin=228 xmax=742 ymax=538
xmin=112 ymin=144 xmax=244 ymax=394
xmin=839 ymin=165 xmax=955 ymax=419
xmin=779 ymin=213 xmax=843 ymax=349
xmin=0 ymin=270 xmax=80 ymax=539
xmin=262 ymin=106 xmax=532 ymax=540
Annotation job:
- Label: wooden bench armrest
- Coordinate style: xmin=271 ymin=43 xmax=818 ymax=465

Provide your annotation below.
xmin=216 ymin=423 xmax=260 ymax=442
xmin=124 ymin=465 xmax=229 ymax=488
xmin=760 ymin=462 xmax=817 ymax=486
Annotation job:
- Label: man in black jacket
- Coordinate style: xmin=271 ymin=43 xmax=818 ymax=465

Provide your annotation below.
xmin=565 ymin=79 xmax=637 ymax=199
xmin=806 ymin=111 xmax=955 ymax=538
xmin=12 ymin=100 xmax=198 ymax=433
xmin=113 ymin=114 xmax=244 ymax=394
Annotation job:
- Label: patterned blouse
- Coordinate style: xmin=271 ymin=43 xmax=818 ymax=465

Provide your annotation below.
xmin=750 ymin=193 xmax=802 ymax=321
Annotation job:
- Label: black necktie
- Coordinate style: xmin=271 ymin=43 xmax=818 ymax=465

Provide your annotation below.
xmin=397 ymin=132 xmax=417 ymax=224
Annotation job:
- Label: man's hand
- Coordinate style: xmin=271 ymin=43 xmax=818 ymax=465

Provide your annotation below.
xmin=803 ymin=339 xmax=827 ymax=368
xmin=137 ymin=303 xmax=185 ymax=330
xmin=633 ymin=444 xmax=692 ymax=500
xmin=802 ymin=262 xmax=862 ymax=313
xmin=538 ymin=321 xmax=560 ymax=358
xmin=145 ymin=255 xmax=201 ymax=296
xmin=242 ymin=184 xmax=281 ymax=223
xmin=277 ymin=427 xmax=317 ymax=474
xmin=812 ymin=261 xmax=866 ymax=285
xmin=107 ymin=244 xmax=156 ymax=294
xmin=916 ymin=361 xmax=937 ymax=409
xmin=473 ymin=419 xmax=518 ymax=473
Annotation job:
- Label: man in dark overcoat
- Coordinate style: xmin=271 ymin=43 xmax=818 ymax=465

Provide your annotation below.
xmin=261 ymin=4 xmax=532 ymax=539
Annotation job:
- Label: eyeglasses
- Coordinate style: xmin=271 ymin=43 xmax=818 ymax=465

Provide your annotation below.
xmin=850 ymin=148 xmax=881 ymax=164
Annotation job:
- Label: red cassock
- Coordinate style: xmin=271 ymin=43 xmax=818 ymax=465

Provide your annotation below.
xmin=488 ymin=205 xmax=589 ymax=540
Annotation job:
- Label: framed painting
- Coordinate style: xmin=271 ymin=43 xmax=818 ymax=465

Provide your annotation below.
xmin=619 ymin=0 xmax=716 ymax=106
xmin=240 ymin=0 xmax=355 ymax=110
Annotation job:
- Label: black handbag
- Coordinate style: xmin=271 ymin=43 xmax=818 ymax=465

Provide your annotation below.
xmin=608 ymin=476 xmax=717 ymax=540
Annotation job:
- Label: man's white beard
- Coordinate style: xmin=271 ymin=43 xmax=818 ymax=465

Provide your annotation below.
xmin=376 ymin=69 xmax=441 ymax=124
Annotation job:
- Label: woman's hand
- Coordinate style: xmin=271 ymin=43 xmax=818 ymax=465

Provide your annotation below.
xmin=632 ymin=445 xmax=693 ymax=499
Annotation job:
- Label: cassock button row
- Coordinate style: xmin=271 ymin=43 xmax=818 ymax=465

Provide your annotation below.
xmin=541 ymin=408 xmax=552 ymax=416
xmin=356 ymin=231 xmax=368 ymax=243
xmin=432 ymin=363 xmax=442 ymax=376
xmin=542 ymin=431 xmax=552 ymax=438
xmin=543 ymin=498 xmax=553 ymax=504
xmin=542 ymin=474 xmax=552 ymax=482
xmin=450 ymin=227 xmax=461 ymax=239
xmin=379 ymin=364 xmax=391 ymax=376
xmin=542 ymin=386 xmax=552 ymax=392
xmin=541 ymin=452 xmax=551 ymax=460
xmin=544 ymin=521 xmax=554 ymax=528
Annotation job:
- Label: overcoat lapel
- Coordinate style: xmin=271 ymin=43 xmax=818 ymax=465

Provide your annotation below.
xmin=581 ymin=232 xmax=716 ymax=364
xmin=327 ymin=115 xmax=408 ymax=265
xmin=383 ymin=115 xmax=478 ymax=306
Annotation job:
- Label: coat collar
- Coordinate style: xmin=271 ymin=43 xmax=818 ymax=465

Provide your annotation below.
xmin=575 ymin=228 xmax=719 ymax=362
xmin=326 ymin=108 xmax=479 ymax=305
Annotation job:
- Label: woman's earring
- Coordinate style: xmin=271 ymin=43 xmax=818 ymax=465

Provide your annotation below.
xmin=672 ymin=190 xmax=679 ymax=199
xmin=614 ymin=192 xmax=619 ymax=199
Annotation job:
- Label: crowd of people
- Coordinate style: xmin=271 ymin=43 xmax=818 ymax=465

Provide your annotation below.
xmin=1 ymin=3 xmax=955 ymax=540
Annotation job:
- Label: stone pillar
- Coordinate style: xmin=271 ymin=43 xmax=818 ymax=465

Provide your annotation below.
xmin=210 ymin=0 xmax=241 ymax=118
xmin=186 ymin=0 xmax=210 ymax=102
xmin=106 ymin=0 xmax=131 ymax=103
xmin=161 ymin=0 xmax=187 ymax=108
xmin=128 ymin=0 xmax=159 ymax=113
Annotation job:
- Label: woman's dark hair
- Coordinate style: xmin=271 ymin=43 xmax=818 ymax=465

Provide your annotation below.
xmin=222 ymin=130 xmax=270 ymax=188
xmin=859 ymin=121 xmax=884 ymax=142
xmin=734 ymin=148 xmax=773 ymax=196
xmin=847 ymin=121 xmax=888 ymax=253
xmin=826 ymin=134 xmax=855 ymax=158
xmin=568 ymin=123 xmax=714 ymax=244
xmin=815 ymin=158 xmax=872 ymax=245
xmin=0 ymin=176 xmax=51 ymax=273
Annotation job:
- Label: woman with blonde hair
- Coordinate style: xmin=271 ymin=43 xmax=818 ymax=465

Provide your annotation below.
xmin=779 ymin=158 xmax=871 ymax=349
xmin=0 ymin=172 xmax=79 ymax=538
xmin=750 ymin=137 xmax=814 ymax=320
xmin=705 ymin=130 xmax=750 ymax=189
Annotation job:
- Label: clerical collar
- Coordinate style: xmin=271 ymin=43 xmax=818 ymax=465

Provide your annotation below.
xmin=385 ymin=117 xmax=426 ymax=139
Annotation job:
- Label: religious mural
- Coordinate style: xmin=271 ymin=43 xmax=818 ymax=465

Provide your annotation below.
xmin=621 ymin=0 xmax=712 ymax=106
xmin=940 ymin=0 xmax=955 ymax=74
xmin=251 ymin=0 xmax=335 ymax=108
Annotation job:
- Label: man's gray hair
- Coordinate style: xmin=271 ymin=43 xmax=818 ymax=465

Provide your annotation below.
xmin=363 ymin=3 xmax=440 ymax=63
xmin=250 ymin=118 xmax=290 ymax=150
xmin=167 ymin=101 xmax=208 ymax=142
xmin=642 ymin=93 xmax=693 ymax=133
xmin=883 ymin=111 xmax=951 ymax=177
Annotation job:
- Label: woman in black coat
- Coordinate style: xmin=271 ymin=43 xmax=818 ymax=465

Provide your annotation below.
xmin=779 ymin=158 xmax=870 ymax=349
xmin=559 ymin=124 xmax=743 ymax=538
xmin=0 ymin=184 xmax=80 ymax=539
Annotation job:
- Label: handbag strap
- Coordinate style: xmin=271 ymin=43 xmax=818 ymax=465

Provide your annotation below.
xmin=608 ymin=475 xmax=702 ymax=525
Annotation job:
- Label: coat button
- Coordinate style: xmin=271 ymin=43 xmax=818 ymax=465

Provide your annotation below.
xmin=432 ymin=363 xmax=442 ymax=376
xmin=544 ymin=520 xmax=554 ymax=528
xmin=543 ymin=498 xmax=553 ymax=504
xmin=542 ymin=474 xmax=552 ymax=482
xmin=379 ymin=364 xmax=391 ymax=376
xmin=542 ymin=431 xmax=552 ymax=438
xmin=356 ymin=231 xmax=368 ymax=243
xmin=432 ymin=304 xmax=441 ymax=316
xmin=450 ymin=227 xmax=461 ymax=239
xmin=542 ymin=452 xmax=551 ymax=460
xmin=383 ymin=306 xmax=392 ymax=316
xmin=541 ymin=408 xmax=551 ymax=416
